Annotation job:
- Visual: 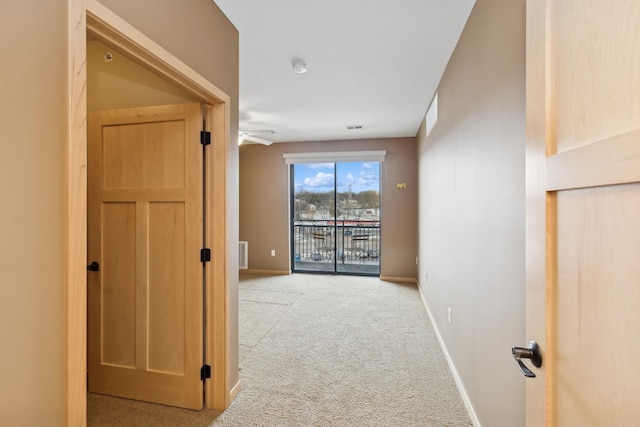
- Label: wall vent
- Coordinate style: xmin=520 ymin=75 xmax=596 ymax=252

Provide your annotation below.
xmin=239 ymin=241 xmax=248 ymax=269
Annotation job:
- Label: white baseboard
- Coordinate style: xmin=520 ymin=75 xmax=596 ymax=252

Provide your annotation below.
xmin=229 ymin=380 xmax=242 ymax=402
xmin=417 ymin=281 xmax=482 ymax=427
xmin=242 ymin=269 xmax=290 ymax=275
xmin=379 ymin=275 xmax=417 ymax=284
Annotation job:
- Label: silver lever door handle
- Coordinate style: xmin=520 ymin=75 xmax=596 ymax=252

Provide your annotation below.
xmin=512 ymin=341 xmax=542 ymax=378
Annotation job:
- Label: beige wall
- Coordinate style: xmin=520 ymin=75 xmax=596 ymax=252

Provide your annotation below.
xmin=0 ymin=0 xmax=68 ymax=425
xmin=417 ymin=0 xmax=526 ymax=426
xmin=240 ymin=138 xmax=418 ymax=279
xmin=0 ymin=0 xmax=238 ymax=424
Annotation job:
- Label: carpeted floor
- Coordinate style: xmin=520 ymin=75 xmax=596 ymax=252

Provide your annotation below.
xmin=88 ymin=273 xmax=473 ymax=426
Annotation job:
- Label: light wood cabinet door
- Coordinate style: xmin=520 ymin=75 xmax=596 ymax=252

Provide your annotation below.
xmin=526 ymin=1 xmax=640 ymax=425
xmin=88 ymin=103 xmax=204 ymax=410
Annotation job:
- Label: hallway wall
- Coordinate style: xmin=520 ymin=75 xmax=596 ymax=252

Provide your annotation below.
xmin=417 ymin=0 xmax=526 ymax=425
xmin=0 ymin=1 xmax=68 ymax=424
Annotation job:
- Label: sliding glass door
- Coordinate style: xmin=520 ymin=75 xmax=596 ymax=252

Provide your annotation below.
xmin=291 ymin=161 xmax=380 ymax=276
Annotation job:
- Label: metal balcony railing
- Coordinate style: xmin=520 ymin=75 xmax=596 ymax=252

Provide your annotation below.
xmin=293 ymin=220 xmax=380 ymax=266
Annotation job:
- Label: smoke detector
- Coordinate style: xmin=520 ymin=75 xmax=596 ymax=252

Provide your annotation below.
xmin=292 ymin=60 xmax=308 ymax=74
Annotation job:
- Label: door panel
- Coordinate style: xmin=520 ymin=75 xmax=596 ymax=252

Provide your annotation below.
xmin=101 ymin=202 xmax=136 ymax=368
xmin=553 ymin=1 xmax=640 ymax=151
xmin=88 ymin=103 xmax=203 ymax=410
xmin=526 ymin=0 xmax=640 ymax=425
xmin=291 ymin=163 xmax=336 ymax=273
xmin=556 ymin=185 xmax=640 ymax=426
xmin=335 ymin=162 xmax=381 ymax=275
xmin=102 ymin=120 xmax=186 ymax=189
xmin=148 ymin=202 xmax=186 ymax=375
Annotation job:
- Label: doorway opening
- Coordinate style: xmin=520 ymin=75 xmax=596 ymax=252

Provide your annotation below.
xmin=65 ymin=4 xmax=234 ymax=424
xmin=291 ymin=162 xmax=381 ymax=276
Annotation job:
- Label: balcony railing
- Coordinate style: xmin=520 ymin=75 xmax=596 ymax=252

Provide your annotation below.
xmin=293 ymin=220 xmax=380 ymax=267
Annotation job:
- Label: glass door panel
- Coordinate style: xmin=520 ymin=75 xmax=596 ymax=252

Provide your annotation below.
xmin=335 ymin=162 xmax=380 ymax=275
xmin=292 ymin=163 xmax=335 ymax=273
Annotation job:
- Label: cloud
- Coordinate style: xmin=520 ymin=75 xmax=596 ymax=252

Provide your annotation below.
xmin=362 ymin=163 xmax=374 ymax=169
xmin=344 ymin=173 xmax=355 ymax=185
xmin=355 ymin=170 xmax=378 ymax=187
xmin=307 ymin=163 xmax=334 ymax=169
xmin=304 ymin=172 xmax=335 ymax=188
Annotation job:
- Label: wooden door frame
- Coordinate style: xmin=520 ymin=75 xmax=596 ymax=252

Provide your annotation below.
xmin=524 ymin=1 xmax=547 ymax=425
xmin=67 ymin=0 xmax=232 ymax=424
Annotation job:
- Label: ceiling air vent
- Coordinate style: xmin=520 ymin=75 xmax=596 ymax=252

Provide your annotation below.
xmin=346 ymin=125 xmax=364 ymax=130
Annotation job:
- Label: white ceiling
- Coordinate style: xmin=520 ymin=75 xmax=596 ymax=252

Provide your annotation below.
xmin=213 ymin=0 xmax=476 ymax=144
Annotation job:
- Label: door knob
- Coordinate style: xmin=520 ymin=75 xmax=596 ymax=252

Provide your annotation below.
xmin=512 ymin=341 xmax=542 ymax=378
xmin=87 ymin=261 xmax=100 ymax=272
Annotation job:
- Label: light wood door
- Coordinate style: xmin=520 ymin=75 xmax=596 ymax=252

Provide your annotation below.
xmin=526 ymin=1 xmax=640 ymax=425
xmin=88 ymin=103 xmax=204 ymax=410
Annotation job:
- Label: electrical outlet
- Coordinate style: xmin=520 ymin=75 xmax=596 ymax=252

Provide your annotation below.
xmin=415 ymin=257 xmax=418 ymax=265
xmin=271 ymin=249 xmax=276 ymax=257
xmin=448 ymin=307 xmax=452 ymax=323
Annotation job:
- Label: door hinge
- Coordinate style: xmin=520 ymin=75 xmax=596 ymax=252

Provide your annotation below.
xmin=200 ymin=248 xmax=211 ymax=263
xmin=200 ymin=364 xmax=211 ymax=381
xmin=200 ymin=130 xmax=211 ymax=146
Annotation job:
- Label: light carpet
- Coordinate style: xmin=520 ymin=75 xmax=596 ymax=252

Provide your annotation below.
xmin=88 ymin=273 xmax=473 ymax=426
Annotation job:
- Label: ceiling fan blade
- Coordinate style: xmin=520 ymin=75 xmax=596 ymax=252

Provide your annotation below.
xmin=241 ymin=135 xmax=273 ymax=145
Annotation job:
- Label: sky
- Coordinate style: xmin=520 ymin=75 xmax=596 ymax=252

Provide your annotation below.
xmin=293 ymin=162 xmax=380 ymax=194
